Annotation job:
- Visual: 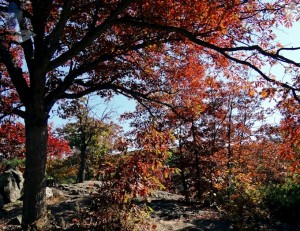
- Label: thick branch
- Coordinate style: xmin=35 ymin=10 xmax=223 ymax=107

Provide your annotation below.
xmin=44 ymin=36 xmax=170 ymax=110
xmin=46 ymin=0 xmax=73 ymax=58
xmin=214 ymin=50 xmax=300 ymax=104
xmin=0 ymin=43 xmax=30 ymax=106
xmin=120 ymin=18 xmax=300 ymax=102
xmin=44 ymin=53 xmax=114 ymax=110
xmin=46 ymin=0 xmax=135 ymax=72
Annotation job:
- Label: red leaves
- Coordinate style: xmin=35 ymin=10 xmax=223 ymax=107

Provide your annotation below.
xmin=0 ymin=121 xmax=71 ymax=160
xmin=0 ymin=121 xmax=25 ymax=159
xmin=47 ymin=126 xmax=72 ymax=159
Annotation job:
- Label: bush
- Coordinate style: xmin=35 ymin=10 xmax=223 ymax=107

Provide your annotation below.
xmin=70 ymin=153 xmax=164 ymax=230
xmin=76 ymin=198 xmax=152 ymax=231
xmin=220 ymin=184 xmax=269 ymax=230
xmin=46 ymin=156 xmax=78 ymax=184
xmin=263 ymin=181 xmax=300 ymax=227
xmin=0 ymin=157 xmax=25 ymax=173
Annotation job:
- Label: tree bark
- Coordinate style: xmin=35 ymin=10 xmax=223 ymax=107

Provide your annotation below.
xmin=191 ymin=124 xmax=202 ymax=199
xmin=22 ymin=112 xmax=48 ymax=230
xmin=178 ymin=140 xmax=190 ymax=202
xmin=226 ymin=102 xmax=234 ymax=199
xmin=77 ymin=144 xmax=87 ymax=183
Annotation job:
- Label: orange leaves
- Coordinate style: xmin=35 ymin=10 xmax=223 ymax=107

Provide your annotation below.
xmin=260 ymin=90 xmax=269 ymax=99
xmin=260 ymin=88 xmax=276 ymax=99
xmin=278 ymin=109 xmax=300 ymax=172
xmin=98 ymin=151 xmax=169 ymax=202
xmin=249 ymin=89 xmax=256 ymax=97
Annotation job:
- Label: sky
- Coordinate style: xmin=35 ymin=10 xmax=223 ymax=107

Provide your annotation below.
xmin=262 ymin=21 xmax=300 ymax=124
xmin=49 ymin=21 xmax=300 ymax=132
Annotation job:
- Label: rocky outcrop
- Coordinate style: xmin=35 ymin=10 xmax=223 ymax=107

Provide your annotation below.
xmin=0 ymin=168 xmax=24 ymax=203
xmin=46 ymin=187 xmax=54 ymax=198
xmin=58 ymin=181 xmax=102 ymax=196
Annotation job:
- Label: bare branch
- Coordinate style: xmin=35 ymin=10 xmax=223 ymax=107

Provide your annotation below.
xmin=47 ymin=0 xmax=136 ymax=71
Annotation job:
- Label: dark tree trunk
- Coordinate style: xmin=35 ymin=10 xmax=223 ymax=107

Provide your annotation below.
xmin=191 ymin=124 xmax=202 ymax=200
xmin=179 ymin=160 xmax=189 ymax=202
xmin=194 ymin=150 xmax=202 ymax=199
xmin=178 ymin=140 xmax=190 ymax=202
xmin=22 ymin=112 xmax=48 ymax=230
xmin=226 ymin=102 xmax=234 ymax=199
xmin=77 ymin=144 xmax=87 ymax=183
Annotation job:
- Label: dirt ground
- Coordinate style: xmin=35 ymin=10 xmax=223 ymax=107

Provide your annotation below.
xmin=0 ymin=182 xmax=299 ymax=231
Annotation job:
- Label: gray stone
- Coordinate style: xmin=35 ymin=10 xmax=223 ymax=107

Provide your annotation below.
xmin=46 ymin=187 xmax=53 ymax=198
xmin=52 ymin=188 xmax=65 ymax=198
xmin=56 ymin=216 xmax=66 ymax=228
xmin=0 ymin=168 xmax=24 ymax=203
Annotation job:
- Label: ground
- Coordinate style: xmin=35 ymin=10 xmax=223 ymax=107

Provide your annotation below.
xmin=0 ymin=182 xmax=299 ymax=230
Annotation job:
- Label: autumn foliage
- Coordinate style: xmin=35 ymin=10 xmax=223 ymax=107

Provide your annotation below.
xmin=1 ymin=0 xmax=300 ymax=229
xmin=0 ymin=121 xmax=71 ymax=172
xmin=0 ymin=121 xmax=25 ymax=160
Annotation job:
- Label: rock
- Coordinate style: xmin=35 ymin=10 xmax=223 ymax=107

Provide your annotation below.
xmin=46 ymin=187 xmax=53 ymax=198
xmin=0 ymin=168 xmax=24 ymax=203
xmin=8 ymin=215 xmax=22 ymax=225
xmin=52 ymin=188 xmax=65 ymax=198
xmin=58 ymin=181 xmax=101 ymax=196
xmin=56 ymin=216 xmax=66 ymax=228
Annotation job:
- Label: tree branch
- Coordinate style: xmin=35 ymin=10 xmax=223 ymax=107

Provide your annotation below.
xmin=44 ymin=35 xmax=171 ymax=110
xmin=46 ymin=0 xmax=136 ymax=72
xmin=46 ymin=0 xmax=73 ymax=58
xmin=0 ymin=43 xmax=30 ymax=106
xmin=119 ymin=18 xmax=300 ymax=102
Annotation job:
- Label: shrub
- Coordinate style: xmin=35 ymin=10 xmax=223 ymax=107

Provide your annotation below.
xmin=263 ymin=181 xmax=300 ymax=227
xmin=71 ymin=152 xmax=170 ymax=230
xmin=46 ymin=155 xmax=78 ymax=184
xmin=0 ymin=157 xmax=25 ymax=173
xmin=221 ymin=186 xmax=269 ymax=230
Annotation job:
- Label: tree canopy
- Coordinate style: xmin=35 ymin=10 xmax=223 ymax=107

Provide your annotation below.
xmin=1 ymin=0 xmax=300 ymax=229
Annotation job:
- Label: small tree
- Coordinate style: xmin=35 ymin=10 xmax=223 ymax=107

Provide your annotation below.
xmin=58 ymin=98 xmax=121 ymax=182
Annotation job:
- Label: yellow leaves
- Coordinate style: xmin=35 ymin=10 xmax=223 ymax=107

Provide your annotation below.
xmin=205 ymin=77 xmax=214 ymax=86
xmin=144 ymin=67 xmax=152 ymax=74
xmin=260 ymin=90 xmax=269 ymax=98
xmin=249 ymin=89 xmax=256 ymax=97
xmin=259 ymin=88 xmax=276 ymax=99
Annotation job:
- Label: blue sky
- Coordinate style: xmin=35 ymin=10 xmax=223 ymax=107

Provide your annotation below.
xmin=49 ymin=21 xmax=300 ymax=132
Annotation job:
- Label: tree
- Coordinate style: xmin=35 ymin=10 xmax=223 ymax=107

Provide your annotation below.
xmin=58 ymin=98 xmax=120 ymax=182
xmin=277 ymin=96 xmax=300 ymax=172
xmin=0 ymin=0 xmax=299 ymax=229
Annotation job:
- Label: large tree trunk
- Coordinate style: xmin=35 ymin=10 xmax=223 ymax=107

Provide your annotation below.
xmin=22 ymin=112 xmax=48 ymax=230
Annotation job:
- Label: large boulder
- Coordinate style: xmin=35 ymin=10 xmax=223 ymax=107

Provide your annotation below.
xmin=0 ymin=168 xmax=24 ymax=203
